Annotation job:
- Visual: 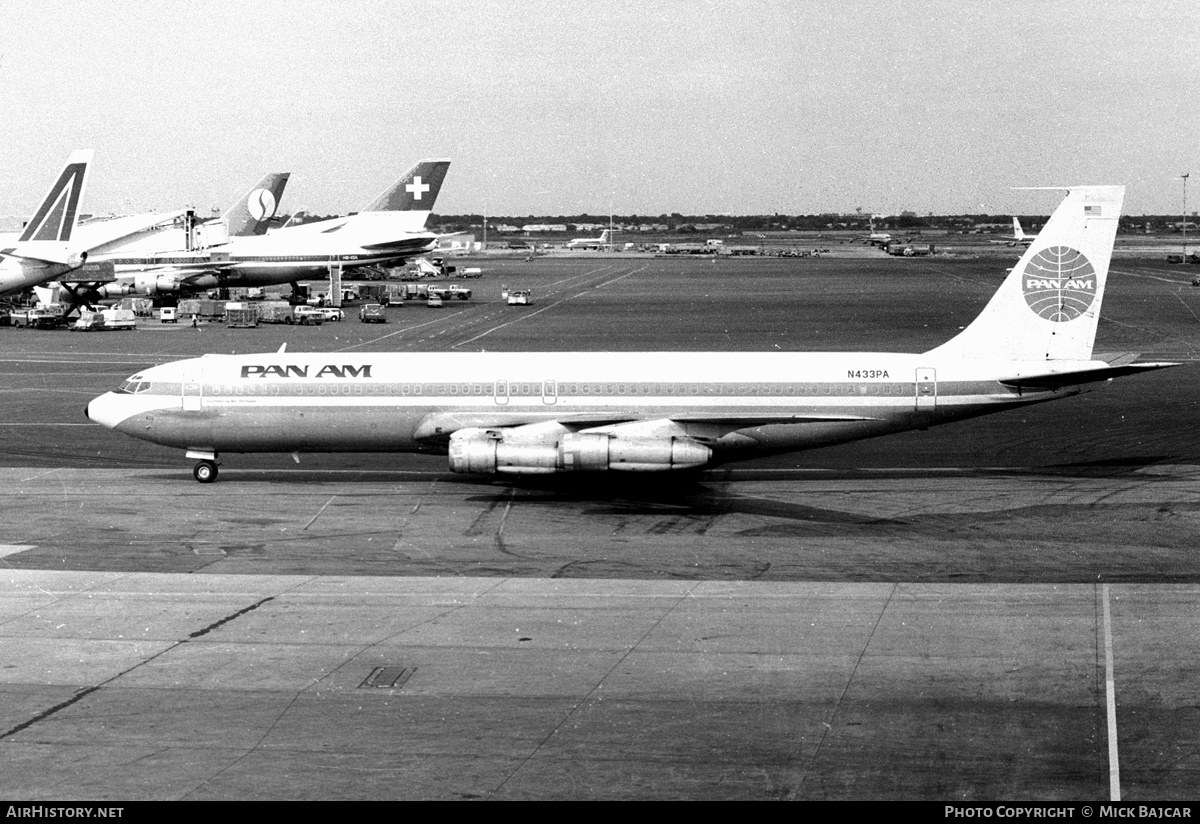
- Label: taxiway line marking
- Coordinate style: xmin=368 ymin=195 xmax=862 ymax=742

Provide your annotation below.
xmin=451 ymin=266 xmax=646 ymax=349
xmin=1172 ymin=288 xmax=1200 ymax=324
xmin=303 ymin=495 xmax=338 ymax=531
xmin=1102 ymin=583 xmax=1121 ymax=801
xmin=1110 ymin=267 xmax=1193 ymax=286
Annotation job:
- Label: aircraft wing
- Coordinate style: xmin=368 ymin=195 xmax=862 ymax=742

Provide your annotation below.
xmin=999 ymin=359 xmax=1180 ymax=391
xmin=358 ymin=234 xmax=438 ymax=254
xmin=412 ymin=411 xmax=879 ymax=445
xmin=73 ymin=209 xmax=189 ymax=253
xmin=0 ymin=244 xmax=77 ymax=265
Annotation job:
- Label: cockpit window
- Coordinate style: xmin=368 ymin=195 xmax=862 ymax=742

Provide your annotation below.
xmin=116 ymin=378 xmax=151 ymax=395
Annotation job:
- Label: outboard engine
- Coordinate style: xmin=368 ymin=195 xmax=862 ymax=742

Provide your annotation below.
xmin=134 ymin=272 xmax=185 ymax=296
xmin=449 ymin=428 xmax=711 ymax=475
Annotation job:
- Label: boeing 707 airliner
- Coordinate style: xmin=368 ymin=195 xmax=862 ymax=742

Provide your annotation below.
xmin=87 ymin=185 xmax=1177 ymax=483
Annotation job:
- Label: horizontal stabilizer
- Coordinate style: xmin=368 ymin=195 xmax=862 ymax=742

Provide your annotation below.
xmin=59 ymin=260 xmax=116 ymax=284
xmin=1000 ymin=361 xmax=1180 ymax=391
xmin=5 ymin=241 xmax=76 ymax=265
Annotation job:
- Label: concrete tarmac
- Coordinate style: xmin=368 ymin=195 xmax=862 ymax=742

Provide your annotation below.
xmin=2 ymin=256 xmax=1199 ymax=799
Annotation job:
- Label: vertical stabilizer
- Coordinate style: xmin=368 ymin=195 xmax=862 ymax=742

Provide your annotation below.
xmin=364 ymin=159 xmax=451 ymax=212
xmin=221 ymin=172 xmax=290 ymax=236
xmin=1012 ymin=216 xmax=1027 ymax=241
xmin=926 ymin=186 xmax=1124 ymax=362
xmin=18 ymin=149 xmax=92 ymax=244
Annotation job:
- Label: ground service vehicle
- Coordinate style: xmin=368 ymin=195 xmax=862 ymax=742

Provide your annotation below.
xmin=10 ymin=306 xmax=65 ymax=328
xmin=359 ymin=304 xmax=387 ymax=323
xmin=507 ymin=289 xmax=532 ymax=306
xmin=101 ymin=308 xmax=137 ymax=330
xmin=257 ymin=302 xmax=298 ymax=324
xmin=71 ymin=312 xmax=105 ymax=331
xmin=292 ymin=306 xmax=326 ymax=325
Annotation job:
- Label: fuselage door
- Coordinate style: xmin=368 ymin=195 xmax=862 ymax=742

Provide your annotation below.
xmin=182 ymin=364 xmax=203 ymax=412
xmin=915 ymin=367 xmax=936 ymax=410
xmin=494 ymin=379 xmax=509 ymax=406
xmin=542 ymin=379 xmax=557 ymax=405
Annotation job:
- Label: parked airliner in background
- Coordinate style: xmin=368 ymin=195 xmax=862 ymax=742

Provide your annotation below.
xmin=84 ymin=173 xmax=291 ymax=299
xmin=867 ymin=216 xmax=892 ymax=246
xmin=991 ymin=216 xmax=1038 ymax=246
xmin=567 ymin=229 xmax=613 ymax=249
xmin=92 ymin=159 xmax=449 ymax=297
xmin=0 ymin=150 xmax=93 ymax=295
xmin=88 ymin=185 xmax=1176 ymax=483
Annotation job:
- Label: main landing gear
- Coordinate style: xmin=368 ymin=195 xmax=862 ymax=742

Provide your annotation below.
xmin=186 ymin=450 xmax=220 ymax=483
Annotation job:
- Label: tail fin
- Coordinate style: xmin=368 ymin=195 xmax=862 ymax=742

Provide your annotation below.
xmin=1012 ymin=216 xmax=1026 ymax=240
xmin=363 ymin=159 xmax=451 ymax=212
xmin=926 ymin=186 xmax=1124 ymax=362
xmin=600 ymin=229 xmax=612 ymax=243
xmin=221 ymin=172 xmax=290 ymax=236
xmin=11 ymin=150 xmax=92 ymax=263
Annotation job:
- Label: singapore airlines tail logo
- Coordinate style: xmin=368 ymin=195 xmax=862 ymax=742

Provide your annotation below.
xmin=246 ymin=188 xmax=278 ymax=222
xmin=1021 ymin=246 xmax=1097 ymax=322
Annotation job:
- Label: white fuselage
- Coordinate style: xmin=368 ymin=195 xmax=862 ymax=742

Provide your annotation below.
xmin=86 ymin=350 xmax=1086 ymax=471
xmin=92 ymin=213 xmax=437 ymax=294
xmin=0 ymin=255 xmax=73 ymax=295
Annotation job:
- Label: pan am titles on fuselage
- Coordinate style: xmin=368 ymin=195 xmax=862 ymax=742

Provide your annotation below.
xmin=85 ymin=185 xmax=1177 ymax=483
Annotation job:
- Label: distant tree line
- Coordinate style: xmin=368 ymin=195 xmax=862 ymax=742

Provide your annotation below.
xmin=412 ymin=213 xmax=1193 ymax=235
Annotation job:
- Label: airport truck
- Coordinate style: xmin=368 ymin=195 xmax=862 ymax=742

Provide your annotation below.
xmin=70 ymin=308 xmax=136 ymax=331
xmin=176 ymin=298 xmax=227 ymax=319
xmin=394 ymin=283 xmax=472 ymax=301
xmin=101 ymin=308 xmax=137 ymax=330
xmin=357 ymin=283 xmax=406 ymax=306
xmin=9 ymin=305 xmax=66 ymax=328
xmin=71 ymin=311 xmax=105 ymax=331
xmin=359 ymin=303 xmax=388 ymax=323
xmin=256 ymin=302 xmax=299 ymax=324
xmin=225 ymin=307 xmax=259 ymax=328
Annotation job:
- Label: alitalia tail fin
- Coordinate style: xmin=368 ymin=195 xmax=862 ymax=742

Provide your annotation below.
xmin=9 ymin=149 xmax=92 ymax=265
xmin=926 ymin=185 xmax=1124 ymax=362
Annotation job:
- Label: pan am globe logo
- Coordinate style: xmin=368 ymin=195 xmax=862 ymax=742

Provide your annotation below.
xmin=1022 ymin=246 xmax=1098 ymax=322
xmin=246 ymin=188 xmax=277 ymax=222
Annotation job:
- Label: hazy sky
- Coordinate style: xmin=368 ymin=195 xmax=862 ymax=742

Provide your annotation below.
xmin=1 ymin=0 xmax=1197 ymax=218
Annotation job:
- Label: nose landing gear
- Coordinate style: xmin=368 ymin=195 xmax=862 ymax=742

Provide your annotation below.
xmin=186 ymin=449 xmax=220 ymax=483
xmin=193 ymin=460 xmax=219 ymax=483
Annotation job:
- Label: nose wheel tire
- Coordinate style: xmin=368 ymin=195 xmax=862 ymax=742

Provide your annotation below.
xmin=193 ymin=460 xmax=219 ymax=483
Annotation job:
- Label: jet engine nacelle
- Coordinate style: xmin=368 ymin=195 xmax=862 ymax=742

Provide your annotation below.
xmin=97 ymin=280 xmax=137 ymax=298
xmin=133 ymin=272 xmax=185 ymax=296
xmin=448 ymin=429 xmax=711 ymax=475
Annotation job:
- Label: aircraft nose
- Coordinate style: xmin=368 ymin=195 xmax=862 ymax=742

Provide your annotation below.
xmin=85 ymin=392 xmax=125 ymax=429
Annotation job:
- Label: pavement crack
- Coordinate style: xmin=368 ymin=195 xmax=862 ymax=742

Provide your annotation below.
xmin=0 ymin=684 xmax=103 ymax=741
xmin=1 ymin=594 xmax=277 ymax=741
xmin=189 ymin=596 xmax=276 ymax=639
